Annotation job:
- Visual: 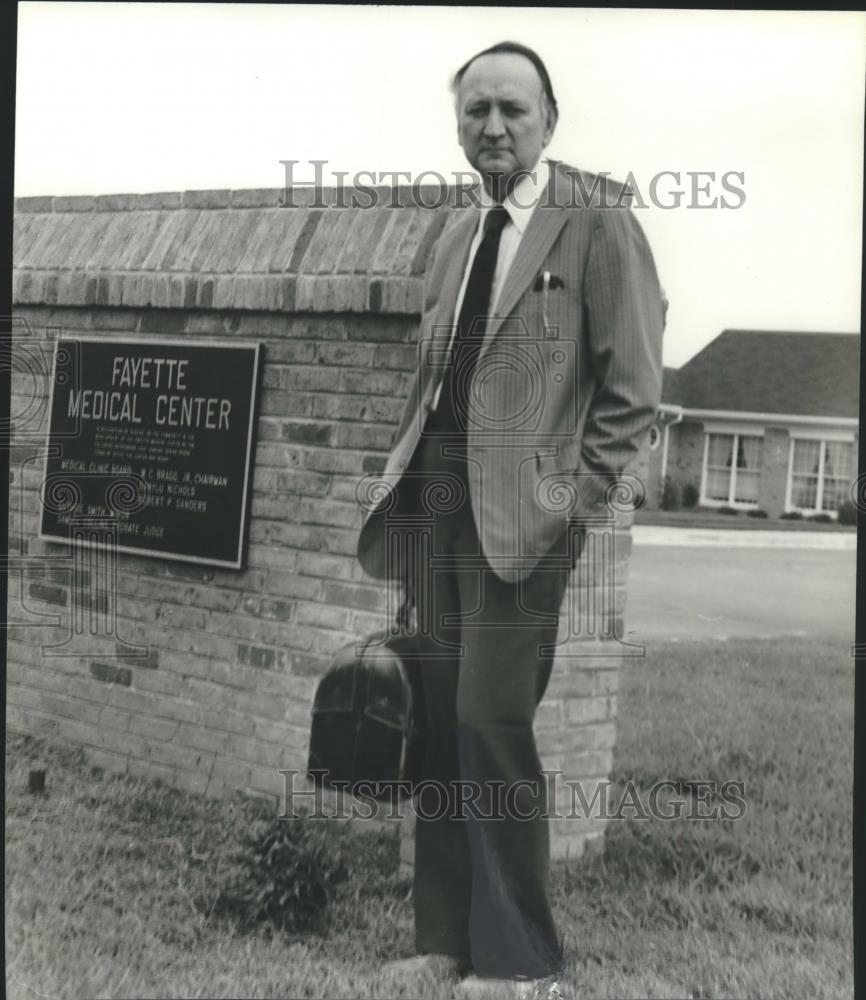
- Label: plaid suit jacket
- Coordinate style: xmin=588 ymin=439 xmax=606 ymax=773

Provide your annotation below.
xmin=356 ymin=160 xmax=666 ymax=584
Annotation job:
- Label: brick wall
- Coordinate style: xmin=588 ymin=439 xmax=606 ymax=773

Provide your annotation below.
xmin=9 ymin=189 xmax=645 ymax=861
xmin=9 ymin=303 xmax=421 ymax=797
xmin=644 ymin=424 xmax=664 ymax=508
xmin=758 ymin=427 xmax=791 ymax=516
xmin=666 ymin=420 xmax=706 ymax=502
xmin=643 ymin=418 xmax=706 ymax=509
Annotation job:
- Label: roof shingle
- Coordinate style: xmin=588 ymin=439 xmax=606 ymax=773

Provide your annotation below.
xmin=665 ymin=329 xmax=859 ymax=420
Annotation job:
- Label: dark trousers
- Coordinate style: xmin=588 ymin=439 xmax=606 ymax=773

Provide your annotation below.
xmin=399 ymin=431 xmax=570 ymax=979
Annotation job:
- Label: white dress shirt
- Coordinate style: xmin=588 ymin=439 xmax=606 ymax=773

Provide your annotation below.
xmin=432 ymin=158 xmax=552 ymax=411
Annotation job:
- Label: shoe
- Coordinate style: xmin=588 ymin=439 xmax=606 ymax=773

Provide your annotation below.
xmin=382 ymin=953 xmax=469 ymax=982
xmin=454 ymin=973 xmax=568 ymax=999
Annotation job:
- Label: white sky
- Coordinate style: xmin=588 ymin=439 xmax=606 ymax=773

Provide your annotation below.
xmin=14 ymin=3 xmax=866 ymax=367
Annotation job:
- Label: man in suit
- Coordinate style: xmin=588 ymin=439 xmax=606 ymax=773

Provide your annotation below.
xmin=356 ymin=40 xmax=665 ymax=999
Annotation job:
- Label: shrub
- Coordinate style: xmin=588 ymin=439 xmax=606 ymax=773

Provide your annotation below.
xmin=660 ymin=475 xmax=680 ymax=511
xmin=836 ymin=499 xmax=858 ymax=525
xmin=214 ymin=812 xmax=349 ymax=934
xmin=718 ymin=506 xmax=740 ymax=516
xmin=681 ymin=482 xmax=700 ymax=509
xmin=746 ymin=508 xmax=768 ymax=518
xmin=806 ymin=512 xmax=834 ymax=524
xmin=780 ymin=510 xmax=803 ymax=520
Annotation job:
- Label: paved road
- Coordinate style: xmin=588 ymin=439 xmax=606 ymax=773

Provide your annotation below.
xmin=633 ymin=525 xmax=856 ymax=550
xmin=625 ymin=543 xmax=857 ymax=642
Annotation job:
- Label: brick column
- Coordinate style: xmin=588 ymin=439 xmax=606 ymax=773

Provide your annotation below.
xmin=759 ymin=427 xmax=790 ymax=517
xmin=541 ymin=518 xmax=633 ymax=859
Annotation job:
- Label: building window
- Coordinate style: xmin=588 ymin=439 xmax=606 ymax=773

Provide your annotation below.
xmin=702 ymin=432 xmax=763 ymax=507
xmin=648 ymin=424 xmax=661 ymax=451
xmin=788 ymin=438 xmax=856 ymax=514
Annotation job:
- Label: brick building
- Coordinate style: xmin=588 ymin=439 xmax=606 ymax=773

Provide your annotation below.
xmin=644 ymin=329 xmax=860 ymax=518
xmin=8 ymin=187 xmax=650 ymax=862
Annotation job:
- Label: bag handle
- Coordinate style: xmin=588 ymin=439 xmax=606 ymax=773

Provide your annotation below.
xmin=394 ymin=555 xmax=415 ymax=632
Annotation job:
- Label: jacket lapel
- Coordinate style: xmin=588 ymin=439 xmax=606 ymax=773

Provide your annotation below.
xmin=432 ymin=208 xmax=477 ymax=331
xmin=420 ymin=209 xmax=478 ymax=405
xmin=478 ymin=166 xmax=568 ymax=361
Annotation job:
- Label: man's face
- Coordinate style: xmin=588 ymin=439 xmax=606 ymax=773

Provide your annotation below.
xmin=455 ymin=52 xmax=557 ymax=193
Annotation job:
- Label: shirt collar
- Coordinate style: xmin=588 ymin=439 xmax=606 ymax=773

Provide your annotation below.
xmin=478 ymin=157 xmax=551 ymax=235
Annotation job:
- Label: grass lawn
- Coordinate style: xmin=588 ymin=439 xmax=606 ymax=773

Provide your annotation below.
xmin=6 ymin=638 xmax=854 ymax=1000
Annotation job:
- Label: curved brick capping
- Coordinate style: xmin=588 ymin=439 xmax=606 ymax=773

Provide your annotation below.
xmin=9 ymin=187 xmax=648 ymax=864
xmin=13 ymin=188 xmax=460 ymax=314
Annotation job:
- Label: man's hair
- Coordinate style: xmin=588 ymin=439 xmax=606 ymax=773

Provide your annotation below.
xmin=451 ymin=41 xmax=558 ymax=115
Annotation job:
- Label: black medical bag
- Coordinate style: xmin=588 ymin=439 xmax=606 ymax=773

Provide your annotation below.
xmin=308 ymin=627 xmax=426 ymax=801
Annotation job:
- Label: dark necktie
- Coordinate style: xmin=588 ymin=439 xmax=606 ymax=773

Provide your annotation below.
xmin=432 ymin=204 xmax=511 ymax=435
